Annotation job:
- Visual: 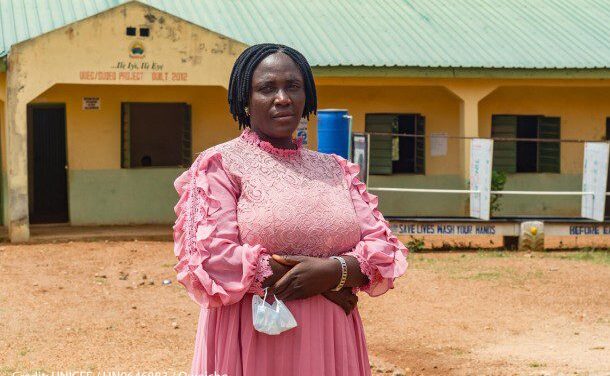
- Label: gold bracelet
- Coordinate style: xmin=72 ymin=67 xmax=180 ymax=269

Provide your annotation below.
xmin=330 ymin=256 xmax=347 ymax=291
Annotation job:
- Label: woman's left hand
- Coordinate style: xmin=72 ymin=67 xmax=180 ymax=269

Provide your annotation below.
xmin=271 ymin=254 xmax=340 ymax=301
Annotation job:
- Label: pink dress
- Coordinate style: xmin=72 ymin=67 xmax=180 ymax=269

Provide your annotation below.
xmin=173 ymin=127 xmax=408 ymax=376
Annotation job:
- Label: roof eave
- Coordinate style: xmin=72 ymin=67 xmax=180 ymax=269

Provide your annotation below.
xmin=312 ymin=66 xmax=610 ymax=79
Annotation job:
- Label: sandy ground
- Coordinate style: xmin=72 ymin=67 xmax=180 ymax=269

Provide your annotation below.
xmin=0 ymin=241 xmax=609 ymax=376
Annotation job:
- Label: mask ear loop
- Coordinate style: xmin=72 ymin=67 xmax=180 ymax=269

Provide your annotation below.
xmin=273 ymin=293 xmax=282 ymax=312
xmin=262 ymin=287 xmax=269 ymax=303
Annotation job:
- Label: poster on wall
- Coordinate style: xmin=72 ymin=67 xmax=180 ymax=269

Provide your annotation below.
xmin=82 ymin=97 xmax=100 ymax=110
xmin=351 ymin=133 xmax=370 ymax=185
xmin=469 ymin=138 xmax=493 ymax=220
xmin=297 ymin=118 xmax=308 ymax=146
xmin=430 ymin=132 xmax=448 ymax=156
xmin=581 ymin=142 xmax=609 ymax=222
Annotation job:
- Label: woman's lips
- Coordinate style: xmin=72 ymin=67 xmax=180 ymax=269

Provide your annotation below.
xmin=272 ymin=114 xmax=295 ymax=120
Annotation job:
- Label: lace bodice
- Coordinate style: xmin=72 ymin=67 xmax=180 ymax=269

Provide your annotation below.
xmin=173 ymin=127 xmax=408 ymax=307
xmin=211 ymin=128 xmax=361 ymax=257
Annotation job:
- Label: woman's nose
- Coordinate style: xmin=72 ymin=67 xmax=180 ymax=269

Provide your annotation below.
xmin=274 ymin=89 xmax=292 ymax=105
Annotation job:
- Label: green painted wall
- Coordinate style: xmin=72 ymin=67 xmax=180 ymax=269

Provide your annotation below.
xmin=1 ymin=172 xmax=5 ymax=226
xmin=4 ymin=169 xmax=585 ymax=225
xmin=68 ymin=168 xmax=185 ymax=225
xmin=369 ymin=174 xmax=468 ymax=217
xmin=494 ymin=174 xmax=582 ymax=217
xmin=369 ymin=173 xmax=583 ymax=218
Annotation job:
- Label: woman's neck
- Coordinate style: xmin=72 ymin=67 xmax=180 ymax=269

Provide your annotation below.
xmin=252 ymin=128 xmax=296 ymax=150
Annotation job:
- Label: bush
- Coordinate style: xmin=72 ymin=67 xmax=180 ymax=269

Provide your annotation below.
xmin=406 ymin=237 xmax=425 ymax=252
xmin=491 ymin=170 xmax=507 ymax=214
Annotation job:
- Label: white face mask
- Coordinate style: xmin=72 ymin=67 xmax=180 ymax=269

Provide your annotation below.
xmin=252 ymin=287 xmax=297 ymax=335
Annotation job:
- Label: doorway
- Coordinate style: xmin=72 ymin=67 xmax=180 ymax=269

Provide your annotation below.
xmin=28 ymin=105 xmax=69 ymax=224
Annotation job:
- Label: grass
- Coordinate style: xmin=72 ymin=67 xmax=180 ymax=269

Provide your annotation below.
xmin=408 ymin=249 xmax=609 ymax=287
xmin=409 ymin=251 xmax=546 ymax=284
xmin=528 ymin=361 xmax=547 ymax=368
xmin=0 ymin=367 xmax=16 ymax=376
xmin=544 ymin=250 xmax=610 ymax=265
xmin=475 ymin=250 xmax=510 ymax=258
xmin=466 ymin=271 xmax=502 ymax=281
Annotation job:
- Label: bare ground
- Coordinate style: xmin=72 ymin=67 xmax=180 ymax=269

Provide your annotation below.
xmin=0 ymin=241 xmax=609 ymax=375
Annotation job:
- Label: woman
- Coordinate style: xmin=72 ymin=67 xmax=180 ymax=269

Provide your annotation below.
xmin=173 ymin=43 xmax=408 ymax=376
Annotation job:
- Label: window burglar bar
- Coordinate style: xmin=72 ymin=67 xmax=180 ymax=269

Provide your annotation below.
xmin=366 ymin=131 xmax=597 ymax=143
xmin=368 ymin=187 xmax=593 ymax=196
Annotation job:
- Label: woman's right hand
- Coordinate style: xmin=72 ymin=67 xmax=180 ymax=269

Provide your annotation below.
xmin=266 ymin=256 xmax=358 ymax=314
xmin=262 ymin=257 xmax=293 ymax=291
xmin=322 ymin=288 xmax=358 ymax=315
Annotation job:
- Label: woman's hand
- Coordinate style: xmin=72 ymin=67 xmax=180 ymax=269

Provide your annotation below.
xmin=261 ymin=257 xmax=293 ymax=290
xmin=322 ymin=288 xmax=359 ymax=315
xmin=271 ymin=254 xmax=341 ymax=301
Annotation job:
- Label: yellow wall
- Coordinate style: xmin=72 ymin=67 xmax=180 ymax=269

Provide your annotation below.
xmin=314 ymin=85 xmax=461 ymax=175
xmin=32 ymin=84 xmax=238 ymax=170
xmin=9 ymin=2 xmax=247 ymax=102
xmin=480 ymin=86 xmax=610 ymax=174
xmin=31 ymin=83 xmax=463 ymax=176
xmin=1 ymin=72 xmax=5 ymax=173
xmin=20 ymin=82 xmax=610 ymax=183
xmin=1 ymin=72 xmax=5 ymax=224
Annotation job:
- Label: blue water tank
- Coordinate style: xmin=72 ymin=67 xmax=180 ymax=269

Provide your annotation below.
xmin=317 ymin=109 xmax=351 ymax=158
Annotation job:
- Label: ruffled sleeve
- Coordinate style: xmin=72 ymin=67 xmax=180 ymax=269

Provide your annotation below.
xmin=332 ymin=154 xmax=408 ymax=297
xmin=173 ymin=150 xmax=273 ymax=308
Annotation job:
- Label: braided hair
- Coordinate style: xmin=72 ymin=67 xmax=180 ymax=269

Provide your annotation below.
xmin=228 ymin=43 xmax=317 ymax=129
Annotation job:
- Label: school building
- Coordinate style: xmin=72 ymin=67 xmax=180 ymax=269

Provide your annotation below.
xmin=1 ymin=0 xmax=610 ymax=242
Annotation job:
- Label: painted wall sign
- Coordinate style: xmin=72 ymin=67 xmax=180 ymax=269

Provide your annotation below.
xmin=129 ymin=41 xmax=145 ymax=59
xmin=390 ymin=221 xmax=610 ymax=237
xmin=82 ymin=97 xmax=100 ymax=110
xmin=79 ymin=61 xmax=188 ymax=82
xmin=545 ymin=223 xmax=610 ymax=236
xmin=390 ymin=222 xmax=519 ymax=236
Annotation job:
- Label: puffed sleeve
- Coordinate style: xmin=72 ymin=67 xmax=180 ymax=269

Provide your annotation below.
xmin=173 ymin=150 xmax=273 ymax=308
xmin=332 ymin=154 xmax=409 ymax=297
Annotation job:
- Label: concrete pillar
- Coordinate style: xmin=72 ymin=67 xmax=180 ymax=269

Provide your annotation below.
xmin=445 ymin=84 xmax=497 ymax=180
xmin=5 ymin=54 xmax=30 ymax=242
xmin=458 ymin=98 xmax=480 ymax=180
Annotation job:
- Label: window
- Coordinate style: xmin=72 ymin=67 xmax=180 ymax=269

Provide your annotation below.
xmin=121 ymin=103 xmax=192 ymax=168
xmin=492 ymin=115 xmax=560 ymax=173
xmin=139 ymin=27 xmax=150 ymax=37
xmin=365 ymin=114 xmax=425 ymax=175
xmin=126 ymin=27 xmax=136 ymax=36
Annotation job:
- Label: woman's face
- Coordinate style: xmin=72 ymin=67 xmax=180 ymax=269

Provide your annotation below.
xmin=249 ymin=52 xmax=306 ymax=140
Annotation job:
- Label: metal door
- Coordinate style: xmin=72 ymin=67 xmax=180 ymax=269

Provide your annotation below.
xmin=29 ymin=105 xmax=68 ymax=223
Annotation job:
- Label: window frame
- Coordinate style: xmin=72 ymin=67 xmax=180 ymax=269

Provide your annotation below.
xmin=365 ymin=113 xmax=425 ymax=176
xmin=491 ymin=114 xmax=561 ymax=174
xmin=120 ymin=102 xmax=192 ymax=169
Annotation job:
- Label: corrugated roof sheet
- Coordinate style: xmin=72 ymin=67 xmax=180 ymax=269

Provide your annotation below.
xmin=0 ymin=0 xmax=609 ymax=69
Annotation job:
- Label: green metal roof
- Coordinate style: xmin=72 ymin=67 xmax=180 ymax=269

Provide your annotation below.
xmin=1 ymin=0 xmax=610 ymax=69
